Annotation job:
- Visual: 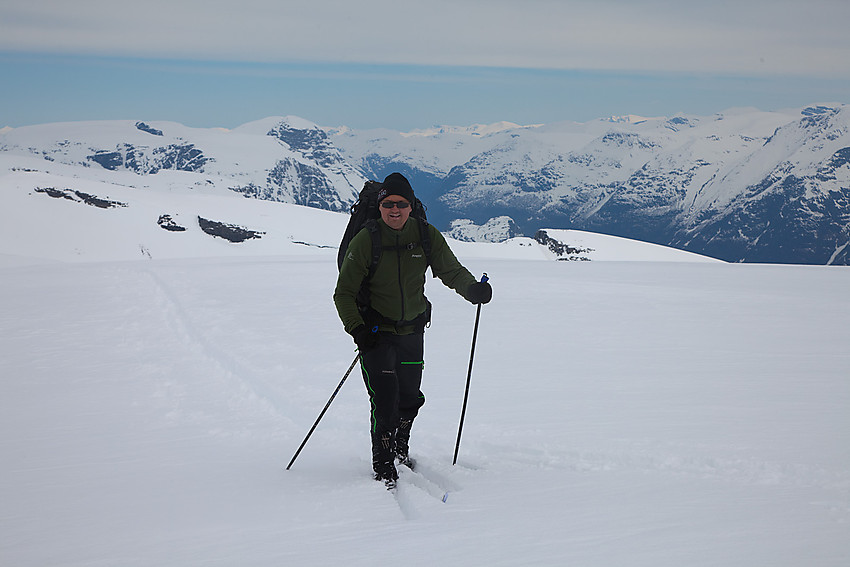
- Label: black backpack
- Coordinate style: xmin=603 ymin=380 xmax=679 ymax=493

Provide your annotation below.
xmin=338 ymin=180 xmax=433 ymax=326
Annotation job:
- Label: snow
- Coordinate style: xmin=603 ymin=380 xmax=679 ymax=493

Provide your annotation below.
xmin=605 ymin=114 xmax=664 ymax=124
xmin=399 ymin=121 xmax=539 ymax=138
xmin=0 ymin=117 xmax=366 ymax=211
xmin=447 ymin=216 xmax=520 ymax=243
xmin=332 ymin=105 xmax=850 ymax=245
xmin=7 ymin=105 xmax=847 ymax=266
xmin=541 ymin=229 xmax=725 ymax=262
xmin=329 ymin=123 xmax=525 ymax=177
xmin=0 ymin=162 xmax=722 ymax=265
xmin=233 ymin=115 xmax=321 ymax=135
xmin=2 ymin=179 xmax=850 ymax=565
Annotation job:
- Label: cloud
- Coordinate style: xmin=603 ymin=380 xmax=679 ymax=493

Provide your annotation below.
xmin=2 ymin=0 xmax=849 ymax=78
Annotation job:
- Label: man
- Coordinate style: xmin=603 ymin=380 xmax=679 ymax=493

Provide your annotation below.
xmin=333 ymin=172 xmax=492 ymax=486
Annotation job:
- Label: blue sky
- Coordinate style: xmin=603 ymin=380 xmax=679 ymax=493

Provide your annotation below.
xmin=2 ymin=0 xmax=850 ymax=131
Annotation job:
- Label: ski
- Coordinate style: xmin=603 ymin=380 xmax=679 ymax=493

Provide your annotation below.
xmin=397 ymin=458 xmax=451 ymax=503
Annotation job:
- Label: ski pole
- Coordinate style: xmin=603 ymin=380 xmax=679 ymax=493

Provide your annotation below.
xmin=453 ymin=273 xmax=488 ymax=466
xmin=287 ymin=352 xmax=360 ymax=470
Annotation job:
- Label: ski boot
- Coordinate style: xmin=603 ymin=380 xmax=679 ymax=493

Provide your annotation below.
xmin=371 ymin=430 xmax=398 ymax=489
xmin=395 ymin=418 xmax=415 ymax=469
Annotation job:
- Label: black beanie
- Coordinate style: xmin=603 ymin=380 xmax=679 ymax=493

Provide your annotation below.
xmin=378 ymin=172 xmax=415 ymax=203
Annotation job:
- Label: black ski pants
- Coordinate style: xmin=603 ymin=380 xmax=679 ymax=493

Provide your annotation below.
xmin=360 ymin=332 xmax=425 ymax=436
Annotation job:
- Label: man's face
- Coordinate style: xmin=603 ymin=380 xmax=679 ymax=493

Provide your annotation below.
xmin=379 ymin=197 xmax=411 ymax=230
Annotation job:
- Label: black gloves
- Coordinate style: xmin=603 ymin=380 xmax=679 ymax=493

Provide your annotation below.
xmin=467 ymin=281 xmax=492 ymax=305
xmin=351 ymin=325 xmax=379 ymax=352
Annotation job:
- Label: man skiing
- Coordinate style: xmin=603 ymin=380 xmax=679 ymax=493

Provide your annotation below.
xmin=333 ymin=172 xmax=492 ymax=487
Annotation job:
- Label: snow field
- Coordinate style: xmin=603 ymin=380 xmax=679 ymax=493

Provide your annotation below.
xmin=1 ymin=251 xmax=849 ymax=566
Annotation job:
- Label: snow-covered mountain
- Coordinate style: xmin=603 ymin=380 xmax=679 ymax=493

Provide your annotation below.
xmin=332 ymin=105 xmax=850 ymax=265
xmin=2 ymin=104 xmax=849 ymax=264
xmin=0 ymin=116 xmax=364 ymax=212
xmin=445 ymin=216 xmax=522 ymax=243
xmin=0 ymin=154 xmax=721 ymax=264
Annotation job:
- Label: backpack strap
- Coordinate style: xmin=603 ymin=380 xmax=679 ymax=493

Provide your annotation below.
xmin=365 ymin=219 xmax=382 ymax=280
xmin=352 ymin=220 xmax=382 ymax=310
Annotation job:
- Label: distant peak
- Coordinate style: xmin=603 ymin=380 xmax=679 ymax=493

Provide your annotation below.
xmin=400 ymin=121 xmax=540 ymax=138
xmin=801 ymin=104 xmax=843 ymax=117
xmin=605 ymin=114 xmax=663 ymax=124
xmin=278 ymin=115 xmax=321 ymax=130
xmin=233 ymin=115 xmax=320 ymax=135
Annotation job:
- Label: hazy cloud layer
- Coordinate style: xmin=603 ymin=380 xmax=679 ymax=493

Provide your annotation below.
xmin=2 ymin=0 xmax=849 ymax=77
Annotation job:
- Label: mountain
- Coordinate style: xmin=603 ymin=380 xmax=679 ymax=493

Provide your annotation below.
xmin=445 ymin=216 xmax=522 ymax=243
xmin=0 ymin=154 xmax=720 ymax=264
xmin=668 ymin=107 xmax=850 ymax=264
xmin=332 ymin=105 xmax=850 ymax=265
xmin=0 ymin=116 xmax=365 ymax=212
xmin=2 ymin=105 xmax=849 ymax=264
xmin=0 ymin=115 xmax=712 ymax=264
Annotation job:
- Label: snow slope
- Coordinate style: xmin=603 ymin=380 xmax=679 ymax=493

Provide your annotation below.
xmin=538 ymin=229 xmax=723 ymax=262
xmin=0 ymin=159 xmax=721 ymax=264
xmin=2 ymin=198 xmax=849 ymax=565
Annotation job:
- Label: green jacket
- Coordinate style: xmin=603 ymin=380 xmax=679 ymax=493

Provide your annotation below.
xmin=334 ymin=218 xmax=477 ymax=335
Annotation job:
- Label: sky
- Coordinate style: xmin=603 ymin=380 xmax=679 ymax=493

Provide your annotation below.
xmin=2 ymin=0 xmax=850 ymax=131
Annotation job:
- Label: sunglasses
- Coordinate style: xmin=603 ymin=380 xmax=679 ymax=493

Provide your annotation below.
xmin=380 ymin=201 xmax=411 ymax=209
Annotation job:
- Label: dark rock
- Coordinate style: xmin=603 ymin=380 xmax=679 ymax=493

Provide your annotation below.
xmin=534 ymin=230 xmax=593 ymax=260
xmin=197 ymin=217 xmax=264 ymax=243
xmin=87 ymin=143 xmax=208 ymax=174
xmin=74 ymin=191 xmax=126 ymax=209
xmin=34 ymin=187 xmax=77 ymax=201
xmin=135 ymin=122 xmax=164 ymax=136
xmin=157 ymin=214 xmax=187 ymax=232
xmin=34 ymin=187 xmax=126 ymax=209
xmin=87 ymin=150 xmax=124 ymax=170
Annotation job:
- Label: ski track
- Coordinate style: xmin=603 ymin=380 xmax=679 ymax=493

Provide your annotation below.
xmin=138 ymin=265 xmax=291 ymax=430
xmin=469 ymin=439 xmax=850 ymax=490
xmin=392 ymin=465 xmax=456 ymax=520
xmin=408 ymin=460 xmax=463 ymax=492
xmin=362 ymin=456 xmax=466 ymax=521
